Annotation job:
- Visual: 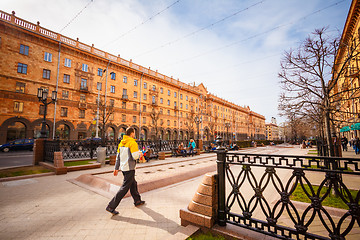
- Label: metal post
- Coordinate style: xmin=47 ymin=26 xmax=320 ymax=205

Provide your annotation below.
xmin=217 ymin=149 xmax=226 ymax=226
xmin=52 ymin=42 xmax=61 ymax=139
xmin=40 ymin=103 xmax=48 ymax=138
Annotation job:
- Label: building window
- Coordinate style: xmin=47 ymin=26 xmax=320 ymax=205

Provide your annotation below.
xmin=81 ymin=79 xmax=87 ymax=90
xmin=160 ymin=88 xmax=163 ymax=93
xmin=82 ymin=63 xmax=88 ymax=72
xmin=111 ymin=85 xmax=115 ymax=93
xmin=39 ymin=105 xmax=45 ymax=115
xmin=168 ymin=90 xmax=170 ymax=96
xmin=109 ymin=99 xmax=114 ymax=107
xmin=61 ymin=107 xmax=68 ymax=117
xmin=174 ymin=120 xmax=176 ymax=126
xmin=133 ymin=116 xmax=137 ymax=123
xmin=144 ymin=82 xmax=147 ymax=89
xmin=152 ymin=96 xmax=156 ymax=104
xmin=143 ymin=94 xmax=147 ymax=100
xmin=79 ymin=109 xmax=85 ymax=119
xmin=17 ymin=63 xmax=27 ymax=74
xmin=167 ymin=100 xmax=170 ymax=106
xmin=111 ymin=72 xmax=116 ymax=80
xmin=152 ymin=85 xmax=156 ymax=91
xmin=143 ymin=117 xmax=146 ymax=124
xmin=63 ymin=74 xmax=70 ymax=83
xmin=134 ymin=91 xmax=138 ymax=98
xmin=80 ymin=94 xmax=86 ymax=103
xmin=123 ymin=76 xmax=127 ymax=83
xmin=44 ymin=52 xmax=52 ymax=62
xmin=167 ymin=110 xmax=170 ymax=115
xmin=186 ymin=96 xmax=188 ymax=101
xmin=123 ymin=89 xmax=127 ymax=97
xmin=122 ymin=114 xmax=126 ymax=122
xmin=167 ymin=120 xmax=170 ymax=126
xmin=109 ymin=113 xmax=114 ymax=121
xmin=134 ymin=79 xmax=138 ymax=86
xmin=143 ymin=105 xmax=146 ymax=112
xmin=43 ymin=69 xmax=51 ymax=79
xmin=186 ymin=104 xmax=188 ymax=109
xmin=98 ymin=68 xmax=103 ymax=76
xmin=160 ymin=98 xmax=163 ymax=104
xmin=20 ymin=44 xmax=29 ymax=55
xmin=64 ymin=58 xmax=71 ymax=67
xmin=62 ymin=90 xmax=69 ymax=99
xmin=15 ymin=82 xmax=25 ymax=93
xmin=174 ymin=92 xmax=177 ymax=98
xmin=122 ymin=102 xmax=126 ymax=109
xmin=97 ymin=82 xmax=102 ymax=91
xmin=180 ymin=94 xmax=183 ymax=99
xmin=133 ymin=103 xmax=137 ymax=110
xmin=180 ymin=103 xmax=183 ymax=108
xmin=174 ymin=101 xmax=177 ymax=107
xmin=14 ymin=101 xmax=23 ymax=112
xmin=160 ymin=108 xmax=163 ymax=114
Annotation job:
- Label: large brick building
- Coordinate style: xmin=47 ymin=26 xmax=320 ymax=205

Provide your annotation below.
xmin=332 ymin=0 xmax=360 ymax=139
xmin=0 ymin=10 xmax=265 ymax=144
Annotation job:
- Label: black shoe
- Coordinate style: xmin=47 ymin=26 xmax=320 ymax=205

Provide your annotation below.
xmin=106 ymin=206 xmax=119 ymax=215
xmin=134 ymin=200 xmax=145 ymax=207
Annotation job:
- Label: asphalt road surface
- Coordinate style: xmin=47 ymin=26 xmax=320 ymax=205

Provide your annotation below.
xmin=0 ymin=151 xmax=33 ymax=169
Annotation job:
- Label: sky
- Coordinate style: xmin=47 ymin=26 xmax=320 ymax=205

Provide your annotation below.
xmin=1 ymin=0 xmax=352 ymax=123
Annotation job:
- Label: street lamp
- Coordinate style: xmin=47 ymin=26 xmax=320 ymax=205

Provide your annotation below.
xmin=194 ymin=115 xmax=202 ymax=140
xmin=37 ymin=88 xmax=57 ymax=138
xmin=96 ymin=69 xmax=107 ymax=138
xmin=225 ymin=122 xmax=231 ymax=141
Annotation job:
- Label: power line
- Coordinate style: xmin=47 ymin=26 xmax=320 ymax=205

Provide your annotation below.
xmin=103 ymin=0 xmax=182 ymax=48
xmin=135 ymin=0 xmax=266 ymax=58
xmin=159 ymin=0 xmax=347 ymax=68
xmin=60 ymin=0 xmax=93 ymax=33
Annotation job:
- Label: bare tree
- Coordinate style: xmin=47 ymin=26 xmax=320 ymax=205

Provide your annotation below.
xmin=92 ymin=99 xmax=114 ymax=144
xmin=149 ymin=106 xmax=163 ymax=140
xmin=279 ymin=27 xmax=360 ymax=156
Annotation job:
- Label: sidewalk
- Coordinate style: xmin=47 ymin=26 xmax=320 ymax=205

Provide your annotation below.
xmin=0 ymin=158 xmax=206 ymax=240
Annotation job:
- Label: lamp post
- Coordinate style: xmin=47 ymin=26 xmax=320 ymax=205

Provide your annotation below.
xmin=95 ymin=69 xmax=107 ymax=138
xmin=37 ymin=88 xmax=57 ymax=138
xmin=194 ymin=115 xmax=202 ymax=140
xmin=225 ymin=122 xmax=231 ymax=141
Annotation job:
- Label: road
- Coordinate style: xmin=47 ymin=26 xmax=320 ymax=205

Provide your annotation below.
xmin=0 ymin=151 xmax=33 ymax=169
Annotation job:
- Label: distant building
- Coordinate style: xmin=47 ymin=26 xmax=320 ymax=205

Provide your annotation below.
xmin=265 ymin=122 xmax=279 ymax=141
xmin=0 ymin=10 xmax=266 ymax=144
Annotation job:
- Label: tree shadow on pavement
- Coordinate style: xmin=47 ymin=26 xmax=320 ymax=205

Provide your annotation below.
xmin=111 ymin=205 xmax=179 ymax=234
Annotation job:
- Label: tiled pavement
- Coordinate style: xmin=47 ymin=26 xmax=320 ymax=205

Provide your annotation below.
xmin=0 ymin=146 xmax=359 ymax=240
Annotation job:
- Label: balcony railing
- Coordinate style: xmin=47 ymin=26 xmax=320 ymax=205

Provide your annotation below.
xmin=80 ymin=86 xmax=88 ymax=92
xmin=121 ymin=95 xmax=129 ymax=100
xmin=78 ymin=102 xmax=87 ymax=109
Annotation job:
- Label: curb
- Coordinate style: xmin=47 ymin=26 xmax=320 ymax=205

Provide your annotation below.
xmin=0 ymin=172 xmax=55 ymax=182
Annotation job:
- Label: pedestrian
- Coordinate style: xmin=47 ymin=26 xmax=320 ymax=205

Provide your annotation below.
xmin=188 ymin=139 xmax=196 ymax=155
xmin=178 ymin=142 xmax=187 ymax=157
xmin=106 ymin=127 xmax=145 ymax=216
xmin=341 ymin=136 xmax=348 ymax=151
xmin=355 ymin=137 xmax=360 ymax=154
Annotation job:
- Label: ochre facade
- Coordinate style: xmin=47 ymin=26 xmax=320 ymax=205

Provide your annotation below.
xmin=0 ymin=10 xmax=265 ymax=144
xmin=332 ymin=0 xmax=360 ymax=138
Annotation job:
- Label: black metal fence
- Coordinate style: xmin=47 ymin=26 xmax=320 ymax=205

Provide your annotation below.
xmin=43 ymin=139 xmax=202 ymax=162
xmin=217 ymin=150 xmax=360 ymax=240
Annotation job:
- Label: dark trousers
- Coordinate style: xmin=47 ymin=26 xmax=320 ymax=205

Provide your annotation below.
xmin=108 ymin=170 xmax=141 ymax=209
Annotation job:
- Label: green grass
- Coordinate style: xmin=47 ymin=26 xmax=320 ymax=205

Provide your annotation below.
xmin=187 ymin=232 xmax=227 ymax=240
xmin=290 ymin=184 xmax=358 ymax=209
xmin=0 ymin=166 xmax=52 ymax=178
xmin=308 ymin=149 xmax=317 ymax=152
xmin=64 ymin=160 xmax=95 ymax=167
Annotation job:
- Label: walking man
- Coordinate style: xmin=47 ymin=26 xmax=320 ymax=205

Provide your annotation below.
xmin=106 ymin=127 xmax=145 ymax=215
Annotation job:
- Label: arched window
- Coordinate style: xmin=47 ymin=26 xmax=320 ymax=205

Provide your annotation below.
xmin=7 ymin=121 xmax=26 ymax=141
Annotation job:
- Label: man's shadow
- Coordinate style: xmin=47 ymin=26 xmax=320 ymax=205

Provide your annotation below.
xmin=111 ymin=205 xmax=179 ymax=234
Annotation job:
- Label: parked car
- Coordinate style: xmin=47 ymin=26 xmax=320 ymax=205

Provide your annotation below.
xmin=0 ymin=139 xmax=34 ymax=152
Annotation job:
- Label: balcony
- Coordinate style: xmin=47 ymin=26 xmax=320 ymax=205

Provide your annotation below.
xmin=149 ymin=88 xmax=159 ymax=95
xmin=78 ymin=102 xmax=87 ymax=109
xmin=174 ymin=106 xmax=178 ymax=110
xmin=152 ymin=101 xmax=158 ymax=106
xmin=80 ymin=86 xmax=88 ymax=92
xmin=121 ymin=95 xmax=129 ymax=101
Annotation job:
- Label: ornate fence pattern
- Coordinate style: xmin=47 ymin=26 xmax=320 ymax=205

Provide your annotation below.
xmin=216 ymin=150 xmax=360 ymax=240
